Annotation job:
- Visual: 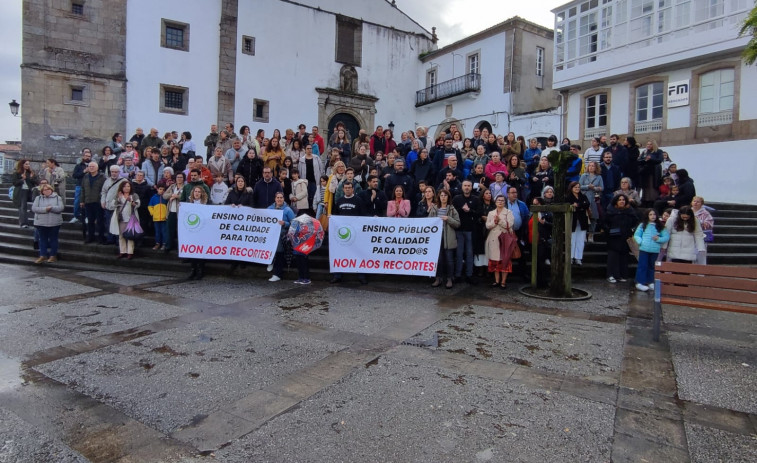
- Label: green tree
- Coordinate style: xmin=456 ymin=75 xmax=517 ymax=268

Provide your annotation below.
xmin=741 ymin=3 xmax=757 ymax=65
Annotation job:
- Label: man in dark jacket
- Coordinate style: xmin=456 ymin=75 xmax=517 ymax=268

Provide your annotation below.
xmin=603 ymin=134 xmax=629 ymax=178
xmin=80 ymin=162 xmax=106 ymax=244
xmin=432 ymin=135 xmax=463 ymax=174
xmin=452 ymin=180 xmax=481 ymax=284
xmin=252 ymin=167 xmax=283 ymax=208
xmin=600 ymin=151 xmax=622 ymax=211
xmin=383 ymin=159 xmax=415 ymax=199
xmin=359 ymin=175 xmax=388 ymax=217
xmin=330 ymin=182 xmax=368 ymax=285
xmin=204 ymin=124 xmax=219 ymax=160
xmin=70 ymin=148 xmax=92 ymax=223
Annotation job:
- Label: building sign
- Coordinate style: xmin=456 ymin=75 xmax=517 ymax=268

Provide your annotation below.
xmin=667 ymin=80 xmax=690 ymax=108
xmin=329 ymin=216 xmax=443 ymax=276
xmin=178 ymin=203 xmax=282 ymax=263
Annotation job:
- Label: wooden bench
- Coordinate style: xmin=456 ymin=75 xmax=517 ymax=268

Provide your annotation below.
xmin=652 ymin=262 xmax=757 ymax=341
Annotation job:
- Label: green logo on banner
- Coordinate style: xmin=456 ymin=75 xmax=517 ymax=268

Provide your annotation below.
xmin=335 ymin=225 xmax=356 ymax=246
xmin=186 ymin=213 xmax=201 ymax=230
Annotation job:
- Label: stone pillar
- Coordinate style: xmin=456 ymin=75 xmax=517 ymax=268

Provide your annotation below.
xmin=217 ymin=0 xmax=238 ymax=128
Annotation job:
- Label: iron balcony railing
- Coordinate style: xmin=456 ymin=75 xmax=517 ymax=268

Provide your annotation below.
xmin=416 ymin=73 xmax=481 ymax=107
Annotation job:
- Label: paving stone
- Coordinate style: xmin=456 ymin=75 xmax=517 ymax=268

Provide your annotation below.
xmin=76 ymin=270 xmax=171 ymax=286
xmin=415 ymin=304 xmax=625 ymax=379
xmin=214 ymin=354 xmax=615 ymax=463
xmin=685 ymin=422 xmax=757 ymax=463
xmin=669 ymin=332 xmax=756 ymax=414
xmin=0 ymin=275 xmax=98 ymax=309
xmin=266 ymin=286 xmax=439 ymax=336
xmin=0 ymin=406 xmax=88 ymax=463
xmin=0 ymin=293 xmax=191 ymax=358
xmin=664 ymin=305 xmax=756 ymax=335
xmin=145 ymin=277 xmax=282 ymax=305
xmin=35 ymin=315 xmax=344 ymax=434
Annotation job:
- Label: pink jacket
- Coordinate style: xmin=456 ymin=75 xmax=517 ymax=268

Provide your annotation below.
xmin=387 ymin=199 xmax=411 ymax=218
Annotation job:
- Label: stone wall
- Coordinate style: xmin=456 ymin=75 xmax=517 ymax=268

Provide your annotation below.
xmin=21 ymin=0 xmax=127 ymax=165
xmin=217 ymin=0 xmax=238 ymax=129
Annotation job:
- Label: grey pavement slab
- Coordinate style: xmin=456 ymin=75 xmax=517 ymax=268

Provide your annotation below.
xmin=664 ymin=304 xmax=757 ymax=334
xmin=0 ymin=406 xmax=88 ymax=463
xmin=215 ymin=352 xmax=615 ymax=463
xmin=0 ymin=293 xmax=191 ymax=358
xmin=415 ymin=304 xmax=625 ymax=380
xmin=0 ymin=274 xmax=98 ymax=309
xmin=144 ymin=277 xmax=282 ymax=305
xmin=35 ymin=315 xmax=344 ymax=434
xmin=76 ymin=270 xmax=173 ymax=287
xmin=685 ymin=422 xmax=757 ymax=463
xmin=507 ymin=279 xmax=632 ymax=317
xmin=668 ymin=331 xmax=756 ymax=414
xmin=266 ymin=286 xmax=439 ymax=336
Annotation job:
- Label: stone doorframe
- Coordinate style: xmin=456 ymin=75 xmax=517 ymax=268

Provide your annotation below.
xmin=315 ymin=87 xmax=378 ymax=136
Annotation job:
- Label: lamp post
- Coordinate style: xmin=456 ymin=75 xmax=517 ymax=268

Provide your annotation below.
xmin=9 ymin=99 xmax=20 ymax=117
xmin=388 ymin=121 xmax=395 ymax=134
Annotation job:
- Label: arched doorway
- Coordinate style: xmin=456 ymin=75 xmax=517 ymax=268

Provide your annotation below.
xmin=475 ymin=120 xmax=493 ymax=135
xmin=328 ymin=113 xmax=360 ymax=157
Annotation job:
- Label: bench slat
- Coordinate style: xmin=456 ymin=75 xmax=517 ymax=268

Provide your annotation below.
xmin=654 ymin=273 xmax=757 ymax=291
xmin=661 ymin=297 xmax=757 ymax=315
xmin=655 ymin=261 xmax=757 ymax=278
xmin=660 ymin=284 xmax=757 ymax=305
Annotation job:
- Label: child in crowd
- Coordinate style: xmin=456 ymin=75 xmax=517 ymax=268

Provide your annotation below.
xmin=210 ymin=173 xmax=230 ymax=205
xmin=148 ymin=185 xmax=168 ymax=250
xmin=314 ymin=175 xmax=329 ymax=219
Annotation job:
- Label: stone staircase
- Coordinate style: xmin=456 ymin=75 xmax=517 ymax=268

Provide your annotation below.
xmin=1 ymin=181 xmax=755 ymax=280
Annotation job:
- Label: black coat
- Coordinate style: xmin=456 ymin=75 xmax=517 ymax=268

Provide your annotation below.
xmin=236 ymin=156 xmax=264 ymax=189
xmin=225 ymin=188 xmax=253 ymax=207
xmin=568 ymin=192 xmax=592 ymax=231
xmin=603 ymin=206 xmax=637 ymax=252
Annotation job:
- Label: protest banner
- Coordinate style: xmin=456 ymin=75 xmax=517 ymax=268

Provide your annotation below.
xmin=178 ymin=203 xmax=283 ymax=264
xmin=328 ymin=216 xmax=443 ymax=276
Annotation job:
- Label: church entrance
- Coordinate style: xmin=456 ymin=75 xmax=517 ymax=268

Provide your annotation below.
xmin=327 ymin=113 xmax=360 ymax=150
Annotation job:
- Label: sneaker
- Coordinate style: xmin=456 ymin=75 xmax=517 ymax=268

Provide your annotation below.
xmin=635 ymin=283 xmax=649 ymax=292
xmin=300 ymin=279 xmax=311 ymax=285
xmin=293 ymin=279 xmax=304 ymax=284
xmin=69 ymin=217 xmax=79 ymax=224
xmin=268 ymin=275 xmax=281 ymax=282
xmin=47 ymin=256 xmax=57 ymax=263
xmin=267 ymin=264 xmax=274 ymax=272
xmin=618 ymin=278 xmax=627 ymax=282
xmin=648 ymin=282 xmax=655 ymax=290
xmin=34 ymin=256 xmax=46 ymax=264
xmin=21 ymin=224 xmax=29 ymax=229
xmin=575 ymin=259 xmax=582 ymax=266
xmin=545 ymin=259 xmax=551 ymax=265
xmin=607 ymin=276 xmax=617 ymax=283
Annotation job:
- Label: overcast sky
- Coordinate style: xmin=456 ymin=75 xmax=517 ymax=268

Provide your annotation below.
xmin=0 ymin=0 xmax=563 ymax=143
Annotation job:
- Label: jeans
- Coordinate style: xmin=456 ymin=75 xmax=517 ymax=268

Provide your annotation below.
xmin=571 ymin=223 xmax=586 ymax=260
xmin=37 ymin=226 xmax=60 ymax=257
xmin=104 ymin=209 xmax=116 ymax=243
xmin=272 ymin=251 xmax=285 ymax=278
xmin=17 ymin=193 xmax=30 ymax=226
xmin=73 ymin=186 xmax=82 ymax=219
xmin=635 ymin=250 xmax=658 ymax=285
xmin=295 ymin=253 xmax=309 ymax=280
xmin=84 ymin=202 xmax=105 ymax=242
xmin=454 ymin=231 xmax=474 ymax=277
xmin=315 ymin=203 xmax=326 ymax=220
xmin=154 ymin=221 xmax=167 ymax=246
xmin=607 ymin=249 xmax=628 ymax=279
xmin=436 ymin=245 xmax=456 ymax=279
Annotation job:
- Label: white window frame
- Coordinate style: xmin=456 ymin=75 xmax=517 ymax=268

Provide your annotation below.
xmin=585 ymin=93 xmax=608 ymax=130
xmin=698 ymin=68 xmax=734 ymax=114
xmin=635 ymin=82 xmax=664 ymax=122
xmin=467 ymin=52 xmax=480 ymax=75
xmin=536 ymin=47 xmax=545 ymax=76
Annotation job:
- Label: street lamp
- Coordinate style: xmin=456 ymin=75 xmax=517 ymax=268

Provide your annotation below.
xmin=388 ymin=121 xmax=395 ymax=133
xmin=9 ymin=99 xmax=19 ymax=117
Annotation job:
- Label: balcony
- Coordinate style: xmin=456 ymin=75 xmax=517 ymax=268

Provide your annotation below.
xmin=634 ymin=119 xmax=663 ymax=134
xmin=416 ymin=73 xmax=481 ymax=107
xmin=697 ymin=110 xmax=733 ymax=127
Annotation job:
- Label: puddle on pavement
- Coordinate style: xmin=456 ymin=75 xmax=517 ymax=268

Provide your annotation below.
xmin=0 ymin=354 xmax=23 ymax=391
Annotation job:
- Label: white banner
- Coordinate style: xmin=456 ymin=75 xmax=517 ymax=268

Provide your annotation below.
xmin=328 ymin=216 xmax=443 ymax=276
xmin=178 ymin=203 xmax=283 ymax=264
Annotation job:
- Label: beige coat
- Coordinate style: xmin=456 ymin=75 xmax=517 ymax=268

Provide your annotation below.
xmin=485 ymin=208 xmax=515 ymax=261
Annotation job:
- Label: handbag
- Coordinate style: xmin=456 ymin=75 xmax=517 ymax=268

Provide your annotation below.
xmin=608 ymin=227 xmax=621 ymax=236
xmin=703 ymin=229 xmax=714 ymax=243
xmin=122 ymin=205 xmax=144 ymax=241
xmin=627 ymin=237 xmax=640 ymax=260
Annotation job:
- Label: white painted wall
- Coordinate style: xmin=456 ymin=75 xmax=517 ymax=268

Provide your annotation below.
xmin=666 ymin=140 xmax=757 ymax=205
xmin=125 ymin=0 xmax=221 ymax=142
xmin=294 ymin=0 xmax=430 ymax=37
xmin=235 ymin=1 xmax=432 ymax=134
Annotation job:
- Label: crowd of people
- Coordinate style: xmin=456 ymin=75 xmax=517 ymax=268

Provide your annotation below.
xmin=10 ymin=122 xmax=713 ymax=290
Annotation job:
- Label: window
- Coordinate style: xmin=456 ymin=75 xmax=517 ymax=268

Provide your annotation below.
xmin=253 ymin=99 xmax=269 ymax=123
xmin=585 ymin=93 xmax=608 ymax=134
xmin=335 ymin=16 xmax=362 ymax=67
xmin=65 ymin=84 xmax=87 ymax=106
xmin=71 ymin=3 xmax=84 ymax=15
xmin=536 ymin=47 xmax=545 ymax=76
xmin=636 ymin=82 xmax=664 ymax=121
xmin=699 ymin=68 xmax=734 ymax=114
xmin=159 ymin=84 xmax=188 ymax=115
xmin=467 ymin=53 xmax=480 ymax=75
xmin=242 ymin=36 xmax=255 ymax=56
xmin=161 ymin=19 xmax=189 ymax=52
xmin=427 ymin=69 xmax=437 ymax=88
xmin=71 ymin=87 xmax=84 ymax=102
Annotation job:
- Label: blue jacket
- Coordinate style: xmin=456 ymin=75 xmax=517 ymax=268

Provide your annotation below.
xmin=633 ymin=222 xmax=670 ymax=253
xmin=267 ymin=204 xmax=294 ymax=230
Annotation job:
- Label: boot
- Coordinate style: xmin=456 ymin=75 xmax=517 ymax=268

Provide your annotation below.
xmin=187 ymin=263 xmax=198 ymax=280
xmin=195 ymin=262 xmax=205 ymax=280
xmin=445 ymin=278 xmax=453 ymax=289
xmin=431 ymin=278 xmax=442 ymax=287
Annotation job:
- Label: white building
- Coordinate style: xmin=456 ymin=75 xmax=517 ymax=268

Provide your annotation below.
xmin=415 ymin=17 xmax=561 ymax=143
xmin=552 ymin=0 xmax=757 ymax=204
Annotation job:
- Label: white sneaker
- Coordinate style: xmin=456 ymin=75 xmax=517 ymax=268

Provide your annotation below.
xmin=268 ymin=275 xmax=281 ymax=282
xmin=648 ymin=282 xmax=655 ymax=290
xmin=607 ymin=277 xmax=617 ymax=283
xmin=267 ymin=264 xmax=273 ymax=272
xmin=69 ymin=217 xmax=80 ymax=224
xmin=635 ymin=283 xmax=649 ymax=292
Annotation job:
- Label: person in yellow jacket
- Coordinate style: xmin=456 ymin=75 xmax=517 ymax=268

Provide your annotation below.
xmin=148 ymin=185 xmax=169 ymax=250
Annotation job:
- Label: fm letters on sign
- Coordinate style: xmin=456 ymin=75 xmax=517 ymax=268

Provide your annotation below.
xmin=178 ymin=203 xmax=283 ymax=264
xmin=328 ymin=216 xmax=443 ymax=276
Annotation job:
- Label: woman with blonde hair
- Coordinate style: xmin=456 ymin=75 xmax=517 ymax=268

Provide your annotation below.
xmin=263 ymin=137 xmax=286 ymax=171
xmin=324 ymin=161 xmax=347 ymax=217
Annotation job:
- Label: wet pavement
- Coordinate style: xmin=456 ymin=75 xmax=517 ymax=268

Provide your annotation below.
xmin=0 ymin=262 xmax=754 ymax=462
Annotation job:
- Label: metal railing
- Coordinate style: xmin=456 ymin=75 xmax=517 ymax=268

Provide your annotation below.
xmin=416 ymin=73 xmax=481 ymax=107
